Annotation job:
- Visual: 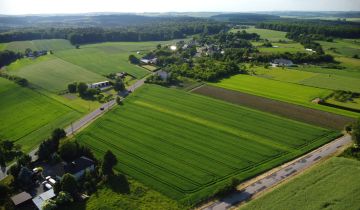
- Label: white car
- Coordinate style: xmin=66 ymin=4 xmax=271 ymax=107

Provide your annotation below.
xmin=48 ymin=178 xmax=56 ymax=185
xmin=42 ymin=181 xmax=52 ymax=190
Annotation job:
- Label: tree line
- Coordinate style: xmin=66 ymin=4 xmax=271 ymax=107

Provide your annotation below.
xmin=256 ymin=20 xmax=360 ymax=39
xmin=0 ymin=21 xmax=227 ymax=45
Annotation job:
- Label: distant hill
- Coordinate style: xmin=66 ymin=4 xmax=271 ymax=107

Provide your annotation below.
xmin=0 ymin=14 xmax=202 ymax=28
xmin=211 ymin=13 xmax=281 ymax=23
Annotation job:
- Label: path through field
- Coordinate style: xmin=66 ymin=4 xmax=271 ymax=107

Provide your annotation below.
xmin=201 ymin=135 xmax=352 ymax=210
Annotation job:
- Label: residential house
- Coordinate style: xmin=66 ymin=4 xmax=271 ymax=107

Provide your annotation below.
xmin=272 ymin=58 xmax=294 ymax=67
xmin=32 ymin=189 xmax=56 ymax=210
xmin=87 ymin=81 xmax=110 ymax=89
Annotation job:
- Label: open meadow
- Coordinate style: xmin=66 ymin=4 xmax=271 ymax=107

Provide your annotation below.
xmin=7 ymin=56 xmax=107 ymax=92
xmin=75 ymin=84 xmax=339 ymax=204
xmin=0 ymin=78 xmax=81 ymax=152
xmin=54 ymin=41 xmax=179 ymax=79
xmin=240 ymin=157 xmax=360 ymax=210
xmin=5 ymin=39 xmax=74 ymax=52
xmin=242 ymin=27 xmax=290 ymax=42
xmin=212 ymin=74 xmax=359 ymax=118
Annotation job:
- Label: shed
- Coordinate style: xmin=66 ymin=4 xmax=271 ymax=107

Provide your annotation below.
xmin=11 ymin=192 xmax=32 ymax=206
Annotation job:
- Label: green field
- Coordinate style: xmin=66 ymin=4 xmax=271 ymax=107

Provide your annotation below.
xmin=5 ymin=39 xmax=74 ymax=52
xmin=241 ymin=157 xmax=360 ymax=210
xmin=75 ymin=85 xmax=338 ymax=203
xmin=253 ymin=66 xmax=360 ymax=93
xmin=0 ymin=78 xmax=81 ymax=152
xmin=318 ymin=39 xmax=360 ymax=58
xmin=7 ymin=56 xmax=107 ymax=92
xmin=212 ymin=74 xmax=359 ymax=117
xmin=243 ymin=27 xmax=290 ymax=42
xmin=258 ymin=42 xmax=307 ymax=54
xmin=54 ymin=41 xmax=176 ymax=79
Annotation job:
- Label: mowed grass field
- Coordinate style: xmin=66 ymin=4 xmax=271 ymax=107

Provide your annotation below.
xmin=243 ymin=27 xmax=290 ymax=42
xmin=212 ymin=74 xmax=359 ymax=118
xmin=5 ymin=39 xmax=74 ymax=52
xmin=0 ymin=78 xmax=81 ymax=152
xmin=54 ymin=41 xmax=176 ymax=79
xmin=8 ymin=56 xmax=107 ymax=92
xmin=240 ymin=157 xmax=360 ymax=210
xmin=253 ymin=66 xmax=360 ymax=93
xmin=75 ymin=85 xmax=338 ymax=204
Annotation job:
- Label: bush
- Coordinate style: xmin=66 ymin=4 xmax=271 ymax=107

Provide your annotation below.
xmin=67 ymin=83 xmax=77 ymax=93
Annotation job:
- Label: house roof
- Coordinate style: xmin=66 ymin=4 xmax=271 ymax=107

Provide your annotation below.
xmin=273 ymin=58 xmax=293 ymax=65
xmin=64 ymin=156 xmax=95 ymax=175
xmin=11 ymin=192 xmax=32 ymax=206
xmin=32 ymin=189 xmax=55 ymax=210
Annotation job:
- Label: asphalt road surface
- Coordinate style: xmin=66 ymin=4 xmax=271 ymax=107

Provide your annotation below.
xmin=202 ymin=135 xmax=352 ymax=210
xmin=0 ymin=77 xmax=147 ymax=180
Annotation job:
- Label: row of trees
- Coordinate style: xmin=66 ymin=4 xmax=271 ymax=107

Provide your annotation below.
xmin=0 ymin=50 xmax=21 ymax=68
xmin=256 ymin=20 xmax=360 ymax=38
xmin=0 ymin=72 xmax=28 ymax=87
xmin=0 ymin=21 xmax=227 ymax=44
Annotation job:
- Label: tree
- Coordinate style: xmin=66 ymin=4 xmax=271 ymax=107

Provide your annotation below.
xmin=59 ymin=142 xmax=78 ymax=162
xmin=55 ymin=191 xmax=73 ymax=205
xmin=17 ymin=167 xmax=33 ymax=188
xmin=116 ymin=96 xmax=122 ymax=105
xmin=77 ymin=82 xmax=88 ymax=96
xmin=1 ymin=140 xmax=14 ymax=151
xmin=128 ymin=54 xmax=140 ymax=64
xmin=42 ymin=199 xmax=57 ymax=210
xmin=113 ymin=79 xmax=125 ymax=91
xmin=0 ymin=152 xmax=5 ymax=168
xmin=8 ymin=164 xmax=21 ymax=178
xmin=351 ymin=118 xmax=360 ymax=146
xmin=60 ymin=174 xmax=78 ymax=196
xmin=67 ymin=83 xmax=77 ymax=93
xmin=102 ymin=150 xmax=117 ymax=176
xmin=51 ymin=128 xmax=66 ymax=142
xmin=17 ymin=154 xmax=32 ymax=167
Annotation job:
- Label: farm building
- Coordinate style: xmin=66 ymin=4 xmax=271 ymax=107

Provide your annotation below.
xmin=271 ymin=58 xmax=294 ymax=67
xmin=87 ymin=81 xmax=110 ymax=89
xmin=116 ymin=72 xmax=127 ymax=79
xmin=140 ymin=57 xmax=157 ymax=64
xmin=10 ymin=192 xmax=32 ymax=207
xmin=32 ymin=189 xmax=55 ymax=210
xmin=156 ymin=70 xmax=171 ymax=81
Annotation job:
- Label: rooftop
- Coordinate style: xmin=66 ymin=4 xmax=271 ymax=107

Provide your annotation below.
xmin=11 ymin=192 xmax=32 ymax=206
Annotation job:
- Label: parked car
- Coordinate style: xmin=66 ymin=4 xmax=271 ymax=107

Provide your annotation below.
xmin=42 ymin=181 xmax=52 ymax=190
xmin=46 ymin=176 xmax=57 ymax=185
xmin=100 ymin=107 xmax=104 ymax=111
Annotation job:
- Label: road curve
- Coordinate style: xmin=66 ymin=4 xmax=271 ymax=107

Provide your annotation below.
xmin=202 ymin=135 xmax=352 ymax=210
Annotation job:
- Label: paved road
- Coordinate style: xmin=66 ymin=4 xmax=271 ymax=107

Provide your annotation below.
xmin=202 ymin=135 xmax=352 ymax=210
xmin=0 ymin=77 xmax=147 ymax=180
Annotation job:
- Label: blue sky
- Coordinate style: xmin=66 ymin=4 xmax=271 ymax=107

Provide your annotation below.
xmin=0 ymin=0 xmax=359 ymax=15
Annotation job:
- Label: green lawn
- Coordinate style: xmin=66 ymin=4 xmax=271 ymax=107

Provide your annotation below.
xmin=241 ymin=157 xmax=360 ymax=210
xmin=7 ymin=56 xmax=107 ymax=92
xmin=5 ymin=39 xmax=74 ymax=52
xmin=258 ymin=42 xmax=307 ymax=54
xmin=243 ymin=27 xmax=290 ymax=42
xmin=55 ymin=41 xmax=176 ymax=79
xmin=69 ymin=176 xmax=185 ymax=210
xmin=75 ymin=84 xmax=338 ymax=204
xmin=212 ymin=74 xmax=359 ymax=118
xmin=0 ymin=78 xmax=81 ymax=152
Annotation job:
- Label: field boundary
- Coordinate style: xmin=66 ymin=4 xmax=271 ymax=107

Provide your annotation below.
xmin=192 ymin=85 xmax=355 ymax=130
